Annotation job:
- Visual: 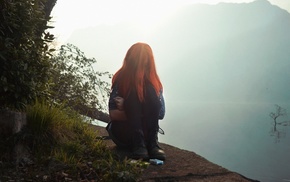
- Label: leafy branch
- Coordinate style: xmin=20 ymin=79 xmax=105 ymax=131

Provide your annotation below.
xmin=49 ymin=44 xmax=112 ymax=122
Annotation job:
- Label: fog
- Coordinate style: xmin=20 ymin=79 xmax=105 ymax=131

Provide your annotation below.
xmin=67 ymin=0 xmax=290 ymax=104
xmin=60 ymin=1 xmax=290 ymax=181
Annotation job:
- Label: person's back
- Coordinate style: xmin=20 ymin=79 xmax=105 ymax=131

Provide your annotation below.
xmin=107 ymin=42 xmax=166 ymax=160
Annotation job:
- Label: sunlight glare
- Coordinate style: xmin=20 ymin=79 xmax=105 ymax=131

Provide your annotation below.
xmin=51 ymin=0 xmax=289 ymax=42
xmin=51 ymin=0 xmax=190 ymax=41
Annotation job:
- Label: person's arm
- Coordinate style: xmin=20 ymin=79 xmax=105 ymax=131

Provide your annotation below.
xmin=108 ymin=85 xmax=127 ymax=121
xmin=109 ymin=109 xmax=127 ymax=121
xmin=159 ymin=90 xmax=165 ymax=120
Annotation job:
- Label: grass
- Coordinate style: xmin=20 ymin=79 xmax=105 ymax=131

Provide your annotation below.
xmin=0 ymin=100 xmax=147 ymax=181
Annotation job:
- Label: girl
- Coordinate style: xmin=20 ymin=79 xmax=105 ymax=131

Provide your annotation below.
xmin=107 ymin=42 xmax=165 ymax=160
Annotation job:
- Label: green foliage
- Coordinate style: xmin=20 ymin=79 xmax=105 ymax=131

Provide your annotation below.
xmin=49 ymin=43 xmax=112 ymax=113
xmin=0 ymin=100 xmax=144 ymax=181
xmin=0 ymin=1 xmax=142 ymax=181
xmin=0 ymin=0 xmax=55 ymax=109
xmin=24 ymin=100 xmax=74 ymax=152
xmin=93 ymin=158 xmax=147 ymax=182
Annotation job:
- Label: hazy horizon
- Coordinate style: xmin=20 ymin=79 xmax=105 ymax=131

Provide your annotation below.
xmin=61 ymin=0 xmax=290 ymax=104
xmin=51 ymin=0 xmax=290 ymax=43
xmin=50 ymin=1 xmax=290 ymax=181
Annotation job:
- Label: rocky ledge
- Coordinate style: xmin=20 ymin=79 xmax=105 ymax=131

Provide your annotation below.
xmin=92 ymin=125 xmax=259 ymax=182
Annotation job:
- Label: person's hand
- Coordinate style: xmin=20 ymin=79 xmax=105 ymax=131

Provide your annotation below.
xmin=114 ymin=96 xmax=124 ymax=111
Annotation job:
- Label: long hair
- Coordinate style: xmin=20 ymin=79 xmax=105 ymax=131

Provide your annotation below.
xmin=112 ymin=42 xmax=162 ymax=102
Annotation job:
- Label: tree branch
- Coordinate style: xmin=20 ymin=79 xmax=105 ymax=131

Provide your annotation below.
xmin=71 ymin=103 xmax=110 ymax=123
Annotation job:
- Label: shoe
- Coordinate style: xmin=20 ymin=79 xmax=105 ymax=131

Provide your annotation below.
xmin=147 ymin=127 xmax=166 ymax=160
xmin=148 ymin=145 xmax=166 ymax=161
xmin=131 ymin=146 xmax=149 ymax=160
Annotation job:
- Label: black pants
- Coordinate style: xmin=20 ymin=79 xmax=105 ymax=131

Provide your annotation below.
xmin=109 ymin=85 xmax=161 ymax=148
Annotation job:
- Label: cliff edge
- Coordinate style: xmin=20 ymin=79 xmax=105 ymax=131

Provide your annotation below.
xmin=92 ymin=125 xmax=259 ymax=182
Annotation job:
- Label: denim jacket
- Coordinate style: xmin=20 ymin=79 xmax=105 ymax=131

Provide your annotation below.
xmin=108 ymin=84 xmax=165 ymax=120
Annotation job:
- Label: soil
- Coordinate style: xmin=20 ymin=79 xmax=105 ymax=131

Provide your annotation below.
xmin=93 ymin=125 xmax=260 ymax=182
xmin=0 ymin=124 xmax=260 ymax=182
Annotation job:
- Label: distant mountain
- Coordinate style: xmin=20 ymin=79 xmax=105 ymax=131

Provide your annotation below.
xmin=149 ymin=0 xmax=290 ymax=103
xmin=68 ymin=0 xmax=290 ymax=103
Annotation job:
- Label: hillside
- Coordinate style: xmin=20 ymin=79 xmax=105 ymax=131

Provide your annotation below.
xmin=149 ymin=0 xmax=290 ymax=103
xmin=67 ymin=0 xmax=290 ymax=104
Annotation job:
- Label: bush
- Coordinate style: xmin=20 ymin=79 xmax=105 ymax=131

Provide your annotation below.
xmin=0 ymin=100 xmax=146 ymax=181
xmin=0 ymin=0 xmax=55 ymax=109
xmin=49 ymin=44 xmax=111 ymax=121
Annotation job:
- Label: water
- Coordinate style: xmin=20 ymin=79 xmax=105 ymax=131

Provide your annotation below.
xmin=94 ymin=102 xmax=290 ymax=181
xmin=158 ymin=101 xmax=290 ymax=182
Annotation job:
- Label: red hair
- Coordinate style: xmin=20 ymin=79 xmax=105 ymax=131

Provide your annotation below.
xmin=112 ymin=42 xmax=162 ymax=102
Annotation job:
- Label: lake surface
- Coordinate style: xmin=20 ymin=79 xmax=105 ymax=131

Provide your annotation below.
xmin=158 ymin=101 xmax=290 ymax=182
xmin=94 ymin=101 xmax=290 ymax=182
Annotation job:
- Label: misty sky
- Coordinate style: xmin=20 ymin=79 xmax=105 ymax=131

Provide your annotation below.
xmin=51 ymin=0 xmax=290 ymax=42
xmin=49 ymin=2 xmax=290 ymax=180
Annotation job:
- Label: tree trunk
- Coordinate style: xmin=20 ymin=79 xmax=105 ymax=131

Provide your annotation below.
xmin=44 ymin=0 xmax=57 ymax=20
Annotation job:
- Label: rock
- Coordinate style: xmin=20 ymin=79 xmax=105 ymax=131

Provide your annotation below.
xmin=90 ymin=125 xmax=260 ymax=182
xmin=0 ymin=109 xmax=31 ymax=165
xmin=0 ymin=109 xmax=26 ymax=137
